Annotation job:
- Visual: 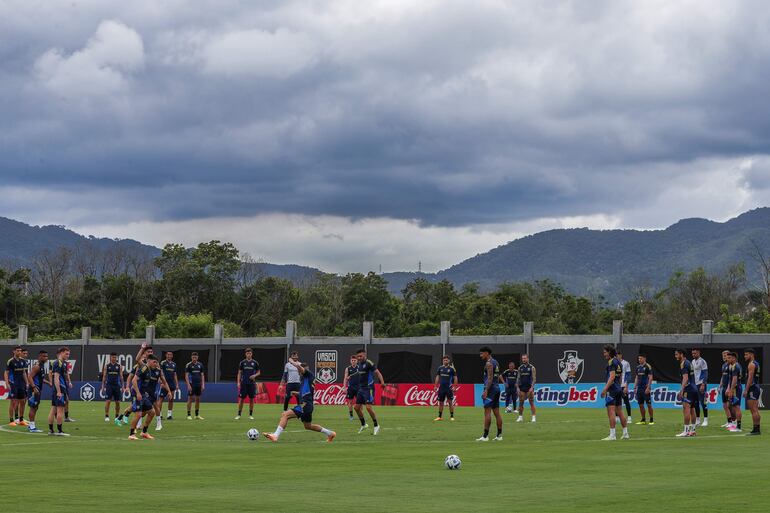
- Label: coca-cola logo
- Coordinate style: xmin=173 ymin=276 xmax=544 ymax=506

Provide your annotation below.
xmin=403 ymin=385 xmax=459 ymax=406
xmin=314 ymin=384 xmax=348 ymax=405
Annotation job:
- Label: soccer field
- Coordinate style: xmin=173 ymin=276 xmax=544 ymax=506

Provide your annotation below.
xmin=1 ymin=403 xmax=767 ymax=512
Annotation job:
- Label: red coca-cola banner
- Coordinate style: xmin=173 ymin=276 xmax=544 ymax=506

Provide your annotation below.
xmin=242 ymin=382 xmax=475 ymax=407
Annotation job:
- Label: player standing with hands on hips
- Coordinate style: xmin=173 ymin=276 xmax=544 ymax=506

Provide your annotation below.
xmin=601 ymin=345 xmax=629 ymax=441
xmin=185 ymin=352 xmax=205 ymax=420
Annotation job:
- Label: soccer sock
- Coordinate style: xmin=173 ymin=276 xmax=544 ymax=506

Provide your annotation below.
xmin=168 ymin=409 xmax=172 ymax=416
xmin=450 ymin=411 xmax=454 ymax=418
xmin=117 ymin=414 xmax=123 ymax=420
xmin=609 ymin=428 xmax=616 ymax=437
xmin=274 ymin=426 xmax=284 ymax=438
xmin=238 ymin=408 xmax=242 ymax=415
xmin=737 ymin=420 xmax=742 ymax=429
xmin=753 ymin=424 xmax=760 ymax=433
xmin=283 ymin=396 xmax=290 ymax=411
xmin=483 ymin=429 xmax=489 ymax=438
xmin=29 ymin=421 xmax=35 ymax=429
xmin=249 ymin=406 xmax=253 ymax=415
xmin=373 ymin=419 xmax=378 ymax=427
xmin=195 ymin=409 xmax=199 ymax=416
xmin=57 ymin=424 xmax=63 ymax=433
xmin=650 ymin=416 xmax=653 ymax=423
xmin=187 ymin=410 xmax=191 ymax=416
xmin=497 ymin=428 xmax=502 ymax=437
xmin=130 ymin=428 xmax=135 ymax=435
xmin=142 ymin=426 xmax=148 ymax=433
xmin=622 ymin=427 xmax=628 ymax=435
xmin=437 ymin=411 xmax=442 ymax=418
xmin=359 ymin=417 xmax=366 ymax=426
xmin=49 ymin=423 xmax=54 ymax=432
xmin=703 ymin=405 xmax=708 ymax=418
xmin=320 ymin=427 xmax=333 ymax=436
xmin=19 ymin=416 xmax=24 ymax=422
xmin=64 ymin=410 xmax=69 ymax=419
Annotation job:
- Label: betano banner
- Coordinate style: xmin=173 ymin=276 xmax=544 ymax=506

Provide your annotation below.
xmin=3 ymin=381 xmax=764 ymax=410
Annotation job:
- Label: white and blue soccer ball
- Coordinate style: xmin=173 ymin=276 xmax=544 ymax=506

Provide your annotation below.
xmin=444 ymin=454 xmax=461 ymax=470
xmin=247 ymin=428 xmax=260 ymax=441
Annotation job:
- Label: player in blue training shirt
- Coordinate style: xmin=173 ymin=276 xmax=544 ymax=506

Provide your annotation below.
xmin=727 ymin=352 xmax=743 ymax=432
xmin=500 ymin=361 xmax=518 ymax=414
xmin=264 ymin=361 xmax=336 ymax=443
xmin=718 ymin=350 xmax=733 ymax=428
xmin=159 ymin=351 xmax=179 ymax=421
xmin=47 ymin=347 xmax=71 ymax=436
xmin=434 ymin=355 xmax=458 ymax=421
xmin=185 ymin=352 xmax=206 ymax=420
xmin=743 ymin=348 xmax=761 ymax=435
xmin=129 ymin=355 xmax=171 ymax=440
xmin=674 ymin=348 xmax=699 ymax=437
xmin=516 ymin=354 xmax=537 ymax=423
xmin=117 ymin=345 xmax=152 ymax=426
xmin=477 ymin=346 xmax=503 ymax=441
xmin=101 ymin=352 xmax=124 ymax=423
xmin=4 ymin=345 xmax=28 ymax=426
xmin=633 ymin=354 xmax=654 ymax=425
xmin=342 ymin=355 xmax=359 ymax=420
xmin=353 ymin=349 xmax=385 ymax=435
xmin=26 ymin=350 xmax=50 ymax=433
xmin=235 ymin=348 xmax=261 ymax=420
xmin=601 ymin=345 xmax=629 ymax=440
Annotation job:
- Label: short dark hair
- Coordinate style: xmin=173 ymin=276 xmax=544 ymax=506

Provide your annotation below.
xmin=691 ymin=347 xmax=701 ymax=351
xmin=674 ymin=348 xmax=686 ymax=356
xmin=58 ymin=346 xmax=70 ymax=353
xmin=290 ymin=350 xmax=299 ymax=356
xmin=442 ymin=355 xmax=450 ymax=359
xmin=245 ymin=348 xmax=253 ymax=353
xmin=744 ymin=348 xmax=756 ymax=355
xmin=730 ymin=351 xmax=739 ymax=358
xmin=39 ymin=350 xmax=47 ymax=355
xmin=356 ymin=348 xmax=366 ymax=354
xmin=638 ymin=353 xmax=646 ymax=358
xmin=145 ymin=346 xmax=153 ymax=350
xmin=191 ymin=352 xmax=199 ymax=357
xmin=603 ymin=344 xmax=616 ymax=357
xmin=110 ymin=352 xmax=117 ymax=356
xmin=147 ymin=355 xmax=159 ymax=361
xmin=13 ymin=345 xmax=21 ymax=350
xmin=479 ymin=346 xmax=492 ymax=354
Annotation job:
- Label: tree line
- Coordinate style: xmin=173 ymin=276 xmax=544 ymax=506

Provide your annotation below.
xmin=0 ymin=240 xmax=767 ymax=340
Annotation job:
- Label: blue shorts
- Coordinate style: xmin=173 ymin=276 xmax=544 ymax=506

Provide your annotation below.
xmin=189 ymin=384 xmax=203 ymax=397
xmin=105 ymin=384 xmax=122 ymax=402
xmin=731 ymin=387 xmax=743 ymax=406
xmin=159 ymin=385 xmax=176 ymax=399
xmin=28 ymin=391 xmax=41 ymax=409
xmin=356 ymin=387 xmax=374 ymax=405
xmin=519 ymin=385 xmax=532 ymax=394
xmin=721 ymin=388 xmax=729 ymax=404
xmin=11 ymin=386 xmax=27 ymax=400
xmin=746 ymin=385 xmax=761 ymax=403
xmin=437 ymin=385 xmax=454 ymax=403
xmin=346 ymin=387 xmax=358 ymax=400
xmin=292 ymin=402 xmax=314 ymax=423
xmin=635 ymin=389 xmax=651 ymax=404
xmin=605 ymin=387 xmax=622 ymax=407
xmin=239 ymin=383 xmax=256 ymax=399
xmin=52 ymin=393 xmax=67 ymax=408
xmin=681 ymin=389 xmax=698 ymax=405
xmin=139 ymin=396 xmax=155 ymax=412
xmin=483 ymin=388 xmax=501 ymax=409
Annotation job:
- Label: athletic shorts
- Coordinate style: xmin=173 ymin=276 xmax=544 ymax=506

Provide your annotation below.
xmin=483 ymin=388 xmax=501 ymax=409
xmin=356 ymin=387 xmax=374 ymax=405
xmin=746 ymin=385 xmax=762 ymax=403
xmin=52 ymin=392 xmax=67 ymax=408
xmin=11 ymin=387 xmax=27 ymax=400
xmin=285 ymin=382 xmax=301 ymax=398
xmin=731 ymin=387 xmax=743 ymax=407
xmin=239 ymin=383 xmax=256 ymax=399
xmin=346 ymin=387 xmax=358 ymax=400
xmin=28 ymin=391 xmax=41 ymax=409
xmin=437 ymin=386 xmax=454 ymax=403
xmin=681 ymin=389 xmax=698 ymax=405
xmin=519 ymin=385 xmax=532 ymax=394
xmin=105 ymin=384 xmax=122 ymax=402
xmin=159 ymin=385 xmax=176 ymax=399
xmin=635 ymin=389 xmax=651 ymax=404
xmin=140 ymin=396 xmax=155 ymax=412
xmin=721 ymin=388 xmax=729 ymax=403
xmin=292 ymin=402 xmax=314 ymax=423
xmin=189 ymin=385 xmax=202 ymax=397
xmin=605 ymin=387 xmax=622 ymax=407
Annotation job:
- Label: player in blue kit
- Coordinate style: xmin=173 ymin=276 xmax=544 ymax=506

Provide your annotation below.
xmin=185 ymin=352 xmax=206 ymax=420
xmin=353 ymin=349 xmax=385 ymax=435
xmin=263 ymin=360 xmax=336 ymax=443
xmin=718 ymin=350 xmax=733 ymax=428
xmin=633 ymin=354 xmax=654 ymax=425
xmin=116 ymin=345 xmax=152 ymax=426
xmin=235 ymin=348 xmax=261 ymax=420
xmin=477 ymin=346 xmax=503 ymax=441
xmin=4 ymin=345 xmax=28 ymax=426
xmin=129 ymin=355 xmax=171 ymax=440
xmin=516 ymin=354 xmax=537 ymax=423
xmin=743 ymin=348 xmax=761 ymax=435
xmin=727 ymin=352 xmax=743 ymax=432
xmin=674 ymin=348 xmax=698 ymax=437
xmin=47 ymin=347 xmax=71 ymax=436
xmin=159 ymin=351 xmax=179 ymax=421
xmin=101 ymin=353 xmax=124 ymax=423
xmin=601 ymin=345 xmax=629 ymax=440
xmin=26 ymin=350 xmax=49 ymax=433
xmin=501 ymin=361 xmax=518 ymax=414
xmin=434 ymin=356 xmax=458 ymax=421
xmin=342 ymin=355 xmax=359 ymax=420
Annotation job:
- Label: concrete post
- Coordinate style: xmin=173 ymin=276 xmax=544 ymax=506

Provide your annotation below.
xmin=363 ymin=321 xmax=373 ymax=347
xmin=523 ymin=322 xmax=534 ymax=356
xmin=440 ymin=321 xmax=450 ymax=356
xmin=702 ymin=320 xmax=714 ymax=345
xmin=286 ymin=320 xmax=297 ymax=362
xmin=214 ymin=324 xmax=224 ymax=341
xmin=214 ymin=324 xmax=224 ymax=384
xmin=145 ymin=325 xmax=155 ymax=344
xmin=18 ymin=325 xmax=28 ymax=344
xmin=81 ymin=326 xmax=91 ymax=345
xmin=612 ymin=320 xmax=623 ymax=347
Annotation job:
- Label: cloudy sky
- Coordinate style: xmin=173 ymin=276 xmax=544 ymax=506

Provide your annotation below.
xmin=2 ymin=0 xmax=770 ymax=273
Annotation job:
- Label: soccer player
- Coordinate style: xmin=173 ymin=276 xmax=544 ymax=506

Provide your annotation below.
xmin=47 ymin=347 xmax=71 ymax=436
xmin=279 ymin=351 xmax=302 ymax=411
xmin=600 ymin=345 xmax=629 ymax=440
xmin=743 ymin=348 xmax=761 ymax=436
xmin=101 ymin=353 xmax=124 ymax=422
xmin=4 ymin=345 xmax=28 ymax=426
xmin=264 ymin=361 xmax=336 ymax=443
xmin=476 ymin=346 xmax=502 ymax=441
xmin=159 ymin=351 xmax=179 ymax=421
xmin=116 ymin=345 xmax=152 ymax=426
xmin=674 ymin=348 xmax=698 ymax=437
xmin=617 ymin=351 xmax=633 ymax=423
xmin=185 ymin=352 xmax=205 ymax=420
xmin=26 ymin=350 xmax=49 ymax=433
xmin=691 ymin=348 xmax=709 ymax=427
xmin=516 ymin=354 xmax=537 ymax=423
xmin=718 ymin=350 xmax=733 ymax=428
xmin=235 ymin=348 xmax=261 ymax=420
xmin=434 ymin=355 xmax=458 ymax=421
xmin=354 ymin=348 xmax=385 ymax=435
xmin=501 ymin=361 xmax=518 ymax=414
xmin=342 ymin=355 xmax=359 ymax=420
xmin=633 ymin=354 xmax=654 ymax=425
xmin=727 ymin=352 xmax=743 ymax=432
xmin=129 ymin=355 xmax=171 ymax=440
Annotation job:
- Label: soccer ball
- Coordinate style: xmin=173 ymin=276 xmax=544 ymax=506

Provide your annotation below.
xmin=247 ymin=428 xmax=260 ymax=441
xmin=444 ymin=454 xmax=461 ymax=470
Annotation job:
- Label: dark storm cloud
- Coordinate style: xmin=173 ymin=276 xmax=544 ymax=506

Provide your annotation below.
xmin=2 ymin=0 xmax=770 ymax=227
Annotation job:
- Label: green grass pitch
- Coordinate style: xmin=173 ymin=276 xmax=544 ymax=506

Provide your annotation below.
xmin=1 ymin=402 xmax=767 ymax=512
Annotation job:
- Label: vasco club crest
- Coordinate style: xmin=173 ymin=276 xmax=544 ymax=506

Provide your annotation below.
xmin=315 ymin=350 xmax=338 ymax=384
xmin=558 ymin=350 xmax=584 ymax=384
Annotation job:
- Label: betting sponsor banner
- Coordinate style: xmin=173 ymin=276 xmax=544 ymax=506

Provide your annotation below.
xmin=0 ymin=380 xmax=8 ymax=400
